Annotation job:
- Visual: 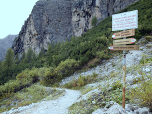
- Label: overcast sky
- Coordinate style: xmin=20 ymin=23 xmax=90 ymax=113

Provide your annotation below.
xmin=0 ymin=0 xmax=38 ymax=39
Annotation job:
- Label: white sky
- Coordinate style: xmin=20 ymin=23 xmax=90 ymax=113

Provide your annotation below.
xmin=0 ymin=0 xmax=38 ymax=39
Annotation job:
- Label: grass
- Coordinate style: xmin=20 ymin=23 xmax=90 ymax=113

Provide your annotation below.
xmin=0 ymin=84 xmax=64 ymax=113
xmin=80 ymin=86 xmax=97 ymax=95
xmin=63 ymin=72 xmax=99 ymax=90
xmin=110 ymin=70 xmax=120 ymax=78
xmin=67 ymin=81 xmax=130 ymax=114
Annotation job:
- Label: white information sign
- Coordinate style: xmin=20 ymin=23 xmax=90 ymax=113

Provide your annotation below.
xmin=112 ymin=10 xmax=138 ymax=31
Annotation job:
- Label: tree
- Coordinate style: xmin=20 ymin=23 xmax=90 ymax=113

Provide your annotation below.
xmin=91 ymin=16 xmax=97 ymax=27
xmin=25 ymin=47 xmax=33 ymax=63
xmin=38 ymin=47 xmax=45 ymax=59
xmin=0 ymin=60 xmax=2 ymax=72
xmin=14 ymin=53 xmax=20 ymax=64
xmin=32 ymin=51 xmax=37 ymax=61
xmin=104 ymin=28 xmax=112 ymax=39
xmin=3 ymin=48 xmax=14 ymax=68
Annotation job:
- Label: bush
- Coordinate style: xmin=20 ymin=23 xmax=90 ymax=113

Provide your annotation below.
xmin=0 ymin=80 xmax=24 ymax=98
xmin=130 ymin=80 xmax=152 ymax=111
xmin=111 ymin=80 xmax=122 ymax=90
xmin=64 ymin=73 xmax=98 ymax=89
xmin=91 ymin=16 xmax=97 ymax=27
xmin=54 ymin=59 xmax=79 ymax=79
xmin=39 ymin=67 xmax=55 ymax=86
xmin=16 ymin=68 xmax=32 ymax=84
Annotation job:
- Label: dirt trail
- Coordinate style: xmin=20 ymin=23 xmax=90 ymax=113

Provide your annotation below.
xmin=14 ymin=89 xmax=81 ymax=114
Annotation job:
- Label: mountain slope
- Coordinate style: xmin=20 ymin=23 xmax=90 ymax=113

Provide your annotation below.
xmin=1 ymin=36 xmax=152 ymax=114
xmin=0 ymin=34 xmax=18 ymax=61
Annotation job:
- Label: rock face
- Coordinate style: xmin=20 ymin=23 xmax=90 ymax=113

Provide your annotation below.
xmin=72 ymin=0 xmax=139 ymax=36
xmin=12 ymin=0 xmax=139 ymax=56
xmin=0 ymin=35 xmax=18 ymax=61
xmin=12 ymin=0 xmax=73 ymax=56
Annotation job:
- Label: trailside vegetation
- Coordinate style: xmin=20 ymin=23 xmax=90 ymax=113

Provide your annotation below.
xmin=0 ymin=1 xmax=152 ymax=110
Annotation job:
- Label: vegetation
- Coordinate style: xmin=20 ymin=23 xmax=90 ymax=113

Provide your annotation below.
xmin=0 ymin=84 xmax=64 ymax=113
xmin=129 ymin=77 xmax=152 ymax=111
xmin=2 ymin=0 xmax=152 ymax=86
xmin=91 ymin=16 xmax=98 ymax=27
xmin=0 ymin=0 xmax=152 ymax=113
xmin=63 ymin=72 xmax=99 ymax=90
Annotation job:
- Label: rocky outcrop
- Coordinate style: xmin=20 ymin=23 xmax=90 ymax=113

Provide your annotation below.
xmin=12 ymin=0 xmax=139 ymax=56
xmin=0 ymin=35 xmax=18 ymax=61
xmin=12 ymin=0 xmax=73 ymax=56
xmin=92 ymin=101 xmax=151 ymax=114
xmin=72 ymin=0 xmax=139 ymax=36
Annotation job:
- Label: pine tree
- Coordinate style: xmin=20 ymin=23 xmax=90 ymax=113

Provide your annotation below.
xmin=14 ymin=53 xmax=20 ymax=64
xmin=91 ymin=16 xmax=97 ymax=27
xmin=25 ymin=47 xmax=33 ymax=63
xmin=3 ymin=48 xmax=14 ymax=68
xmin=38 ymin=47 xmax=45 ymax=59
xmin=32 ymin=51 xmax=37 ymax=61
xmin=0 ymin=60 xmax=2 ymax=72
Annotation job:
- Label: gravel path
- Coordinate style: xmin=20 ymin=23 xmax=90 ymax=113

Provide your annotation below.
xmin=2 ymin=89 xmax=81 ymax=114
xmin=17 ymin=89 xmax=80 ymax=114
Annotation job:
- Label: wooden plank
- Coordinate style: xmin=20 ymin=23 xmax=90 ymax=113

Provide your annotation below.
xmin=112 ymin=29 xmax=135 ymax=39
xmin=109 ymin=45 xmax=139 ymax=50
xmin=113 ymin=38 xmax=136 ymax=45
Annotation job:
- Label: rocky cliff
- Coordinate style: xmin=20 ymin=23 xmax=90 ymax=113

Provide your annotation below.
xmin=72 ymin=0 xmax=139 ymax=36
xmin=0 ymin=34 xmax=18 ymax=61
xmin=12 ymin=0 xmax=139 ymax=57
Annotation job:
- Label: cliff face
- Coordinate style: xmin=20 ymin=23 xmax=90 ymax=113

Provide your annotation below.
xmin=0 ymin=34 xmax=18 ymax=61
xmin=72 ymin=0 xmax=139 ymax=36
xmin=12 ymin=0 xmax=73 ymax=56
xmin=12 ymin=0 xmax=139 ymax=56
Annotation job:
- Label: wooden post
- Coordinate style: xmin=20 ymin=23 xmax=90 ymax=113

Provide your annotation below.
xmin=122 ymin=30 xmax=126 ymax=109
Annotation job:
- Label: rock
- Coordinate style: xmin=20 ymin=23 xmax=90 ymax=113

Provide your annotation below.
xmin=93 ymin=102 xmax=126 ymax=114
xmin=12 ymin=0 xmax=73 ymax=56
xmin=134 ymin=109 xmax=140 ymax=114
xmin=0 ymin=34 xmax=18 ymax=61
xmin=105 ymin=103 xmax=126 ymax=114
xmin=138 ymin=107 xmax=150 ymax=114
xmin=105 ymin=101 xmax=116 ymax=108
xmin=92 ymin=108 xmax=107 ymax=114
xmin=12 ymin=0 xmax=140 ymax=56
xmin=126 ymin=104 xmax=135 ymax=111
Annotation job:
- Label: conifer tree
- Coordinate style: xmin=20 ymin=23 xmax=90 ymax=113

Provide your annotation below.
xmin=14 ymin=53 xmax=20 ymax=64
xmin=91 ymin=16 xmax=97 ymax=27
xmin=38 ymin=47 xmax=45 ymax=59
xmin=3 ymin=48 xmax=14 ymax=68
xmin=25 ymin=47 xmax=33 ymax=63
xmin=32 ymin=51 xmax=37 ymax=61
xmin=0 ymin=60 xmax=2 ymax=72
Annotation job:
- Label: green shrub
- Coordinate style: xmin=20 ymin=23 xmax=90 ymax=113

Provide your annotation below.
xmin=0 ymin=80 xmax=21 ymax=98
xmin=91 ymin=16 xmax=97 ymax=27
xmin=40 ymin=59 xmax=80 ymax=86
xmin=111 ymin=80 xmax=122 ymax=90
xmin=64 ymin=73 xmax=98 ymax=89
xmin=39 ymin=67 xmax=55 ymax=86
xmin=54 ymin=59 xmax=79 ymax=79
xmin=130 ymin=80 xmax=152 ymax=110
xmin=16 ymin=68 xmax=32 ymax=84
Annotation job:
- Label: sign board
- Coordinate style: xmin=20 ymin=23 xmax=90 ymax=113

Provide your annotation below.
xmin=112 ymin=29 xmax=135 ymax=39
xmin=113 ymin=38 xmax=136 ymax=45
xmin=108 ymin=45 xmax=139 ymax=50
xmin=112 ymin=10 xmax=138 ymax=31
